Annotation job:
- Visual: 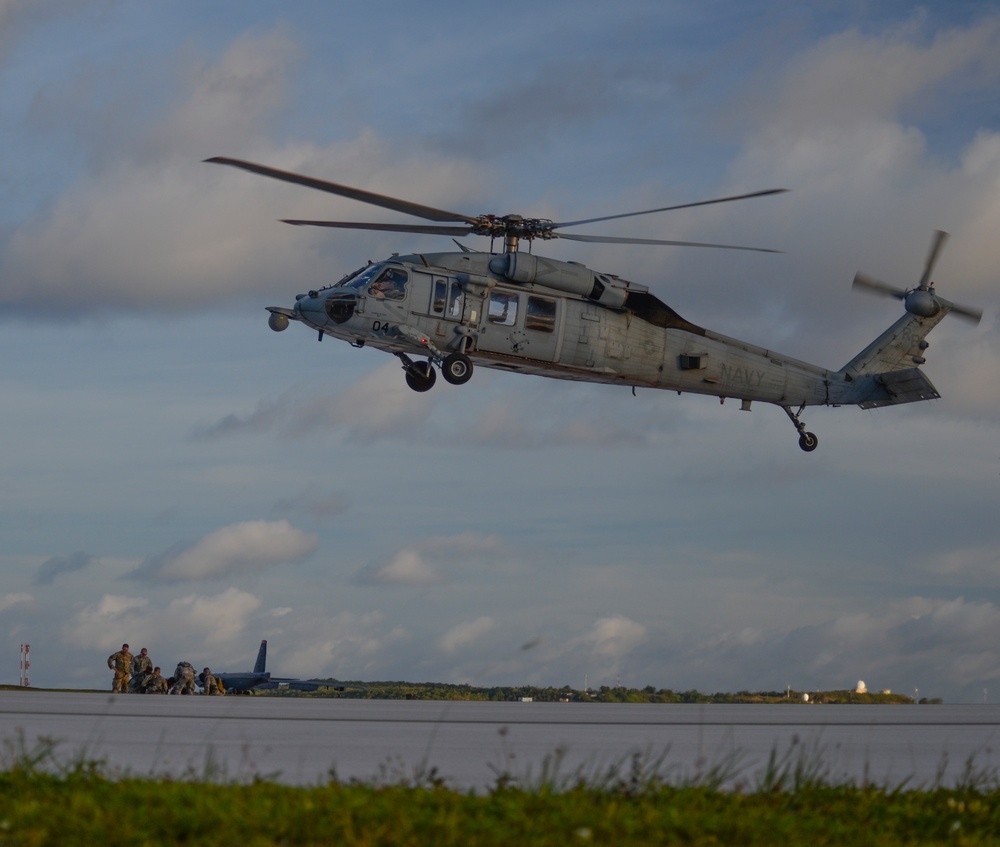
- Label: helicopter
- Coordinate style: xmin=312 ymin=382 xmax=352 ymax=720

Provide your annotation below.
xmin=206 ymin=157 xmax=982 ymax=451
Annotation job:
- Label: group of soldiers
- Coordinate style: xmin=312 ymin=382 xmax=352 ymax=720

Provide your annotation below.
xmin=106 ymin=643 xmax=225 ymax=695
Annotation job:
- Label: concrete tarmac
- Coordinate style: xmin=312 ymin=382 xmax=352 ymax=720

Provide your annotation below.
xmin=2 ymin=691 xmax=998 ymax=789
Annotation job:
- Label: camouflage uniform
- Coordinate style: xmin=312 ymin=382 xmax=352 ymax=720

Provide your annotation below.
xmin=169 ymin=661 xmax=197 ymax=695
xmin=129 ymin=648 xmax=153 ymax=692
xmin=107 ymin=644 xmax=132 ymax=693
xmin=142 ymin=668 xmax=168 ymax=694
xmin=199 ymin=668 xmax=219 ymax=695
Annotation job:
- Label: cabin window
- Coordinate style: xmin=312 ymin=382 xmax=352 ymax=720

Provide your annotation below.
xmin=368 ymin=267 xmax=408 ymax=301
xmin=432 ymin=279 xmax=447 ymax=313
xmin=431 ymin=279 xmax=465 ymax=319
xmin=488 ymin=291 xmax=518 ymax=326
xmin=526 ymin=296 xmax=556 ymax=333
xmin=447 ymin=285 xmax=464 ymax=318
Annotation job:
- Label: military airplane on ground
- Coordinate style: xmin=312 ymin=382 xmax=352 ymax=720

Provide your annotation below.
xmin=207 ymin=157 xmax=982 ymax=451
xmin=215 ymin=640 xmax=358 ymax=694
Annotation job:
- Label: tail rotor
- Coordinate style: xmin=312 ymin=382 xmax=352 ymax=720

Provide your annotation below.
xmin=852 ymin=230 xmax=982 ymax=324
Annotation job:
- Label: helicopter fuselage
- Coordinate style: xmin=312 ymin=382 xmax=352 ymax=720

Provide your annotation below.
xmin=274 ymin=250 xmax=849 ymax=409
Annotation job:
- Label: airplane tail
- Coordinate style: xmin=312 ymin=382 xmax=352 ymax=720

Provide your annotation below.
xmin=253 ymin=640 xmax=267 ymax=675
xmin=836 ymin=231 xmax=980 ymax=409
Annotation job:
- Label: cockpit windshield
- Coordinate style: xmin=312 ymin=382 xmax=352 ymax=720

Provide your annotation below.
xmin=335 ymin=263 xmax=384 ymax=290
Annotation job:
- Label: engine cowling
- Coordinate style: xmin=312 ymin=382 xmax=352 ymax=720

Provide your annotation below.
xmin=488 ymin=253 xmax=627 ymax=309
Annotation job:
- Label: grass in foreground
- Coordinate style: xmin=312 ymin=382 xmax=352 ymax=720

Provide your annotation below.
xmin=2 ymin=737 xmax=999 ymax=846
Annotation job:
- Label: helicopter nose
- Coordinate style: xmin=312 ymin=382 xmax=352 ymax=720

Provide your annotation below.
xmin=293 ymin=291 xmax=323 ymax=320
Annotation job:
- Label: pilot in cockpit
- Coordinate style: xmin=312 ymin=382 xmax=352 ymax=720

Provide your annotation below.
xmin=369 ymin=269 xmax=407 ymax=300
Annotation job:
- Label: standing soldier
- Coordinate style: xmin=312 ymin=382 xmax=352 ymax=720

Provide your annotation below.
xmin=129 ymin=647 xmax=153 ymax=691
xmin=107 ymin=643 xmax=132 ymax=693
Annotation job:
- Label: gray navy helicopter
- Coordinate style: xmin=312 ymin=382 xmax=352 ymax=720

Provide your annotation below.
xmin=207 ymin=157 xmax=982 ymax=451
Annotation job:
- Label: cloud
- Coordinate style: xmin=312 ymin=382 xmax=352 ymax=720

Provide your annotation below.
xmin=59 ymin=593 xmax=150 ymax=652
xmin=353 ymin=532 xmax=508 ymax=586
xmin=0 ymin=592 xmax=34 ymax=613
xmin=35 ymin=551 xmax=92 ymax=585
xmin=355 ymin=548 xmax=441 ymax=586
xmin=586 ymin=615 xmax=648 ymax=658
xmin=674 ymin=596 xmax=1000 ymax=694
xmin=135 ymin=520 xmax=318 ymax=581
xmin=61 ymin=586 xmax=260 ymax=656
xmin=163 ymin=587 xmax=261 ymax=644
xmin=194 ymin=362 xmax=435 ymax=440
xmin=439 ymin=617 xmax=495 ymax=654
xmin=271 ymin=488 xmax=350 ymax=519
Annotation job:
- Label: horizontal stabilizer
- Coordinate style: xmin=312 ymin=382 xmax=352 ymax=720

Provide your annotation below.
xmin=858 ymin=368 xmax=941 ymax=409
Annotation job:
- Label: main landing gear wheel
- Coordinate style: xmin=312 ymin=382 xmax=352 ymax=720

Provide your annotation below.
xmin=405 ymin=360 xmax=436 ymax=392
xmin=782 ymin=404 xmax=818 ymax=452
xmin=441 ymin=352 xmax=473 ymax=385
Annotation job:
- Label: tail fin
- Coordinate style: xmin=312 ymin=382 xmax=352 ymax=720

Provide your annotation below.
xmin=253 ymin=640 xmax=267 ymax=674
xmin=838 ymin=311 xmax=946 ymax=409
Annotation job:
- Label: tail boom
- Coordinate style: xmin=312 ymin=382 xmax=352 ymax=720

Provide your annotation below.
xmin=835 ymin=309 xmax=949 ymax=408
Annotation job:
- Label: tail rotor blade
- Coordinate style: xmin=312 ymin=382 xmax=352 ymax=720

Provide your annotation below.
xmin=917 ymin=230 xmax=948 ymax=290
xmin=943 ymin=299 xmax=983 ymax=325
xmin=852 ymin=272 xmax=906 ymax=299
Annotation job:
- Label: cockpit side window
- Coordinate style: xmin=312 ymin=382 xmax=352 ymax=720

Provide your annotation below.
xmin=369 ymin=267 xmax=408 ymax=301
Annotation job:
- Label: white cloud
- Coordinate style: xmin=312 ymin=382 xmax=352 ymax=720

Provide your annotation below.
xmin=60 ymin=594 xmax=150 ymax=651
xmin=439 ymin=617 xmax=495 ymax=654
xmin=196 ymin=362 xmax=435 ymax=440
xmin=365 ymin=548 xmax=440 ymax=585
xmin=61 ymin=587 xmax=260 ymax=660
xmin=587 ymin=615 xmax=648 ymax=658
xmin=164 ymin=587 xmax=261 ymax=644
xmin=673 ymin=596 xmax=1000 ymax=695
xmin=353 ymin=531 xmax=509 ymax=586
xmin=139 ymin=520 xmax=318 ymax=581
xmin=0 ymin=592 xmax=34 ymax=612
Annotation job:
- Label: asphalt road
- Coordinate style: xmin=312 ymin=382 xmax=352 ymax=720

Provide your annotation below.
xmin=2 ymin=691 xmax=998 ymax=789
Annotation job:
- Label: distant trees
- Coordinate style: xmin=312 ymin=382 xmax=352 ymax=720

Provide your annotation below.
xmin=266 ymin=682 xmax=921 ymax=704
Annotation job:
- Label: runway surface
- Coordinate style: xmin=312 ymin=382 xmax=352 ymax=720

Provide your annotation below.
xmin=2 ymin=691 xmax=998 ymax=789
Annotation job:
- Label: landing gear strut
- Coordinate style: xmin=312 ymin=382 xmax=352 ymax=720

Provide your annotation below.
xmin=398 ymin=353 xmax=436 ymax=392
xmin=397 ymin=347 xmax=474 ymax=392
xmin=783 ymin=404 xmax=818 ymax=452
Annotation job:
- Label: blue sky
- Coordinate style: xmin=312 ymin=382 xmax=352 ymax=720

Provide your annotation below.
xmin=1 ymin=1 xmax=999 ymax=701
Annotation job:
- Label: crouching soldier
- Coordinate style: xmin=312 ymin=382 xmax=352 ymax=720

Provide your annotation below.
xmin=142 ymin=666 xmax=169 ymax=694
xmin=169 ymin=661 xmax=197 ymax=694
xmin=107 ymin=643 xmax=132 ymax=693
xmin=199 ymin=667 xmax=222 ymax=695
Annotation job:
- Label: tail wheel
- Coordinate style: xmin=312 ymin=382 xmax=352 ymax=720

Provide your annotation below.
xmin=405 ymin=360 xmax=437 ymax=392
xmin=798 ymin=432 xmax=818 ymax=452
xmin=441 ymin=353 xmax=474 ymax=385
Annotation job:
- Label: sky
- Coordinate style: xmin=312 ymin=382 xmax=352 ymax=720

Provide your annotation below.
xmin=1 ymin=0 xmax=999 ymax=702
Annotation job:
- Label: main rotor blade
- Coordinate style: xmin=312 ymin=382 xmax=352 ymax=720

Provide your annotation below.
xmin=282 ymin=219 xmax=475 ymax=237
xmin=556 ymin=232 xmax=782 ymax=252
xmin=551 ymin=188 xmax=788 ymax=230
xmin=205 ymin=157 xmax=476 ymax=225
xmin=852 ymin=272 xmax=907 ymax=299
xmin=917 ymin=229 xmax=948 ymax=291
